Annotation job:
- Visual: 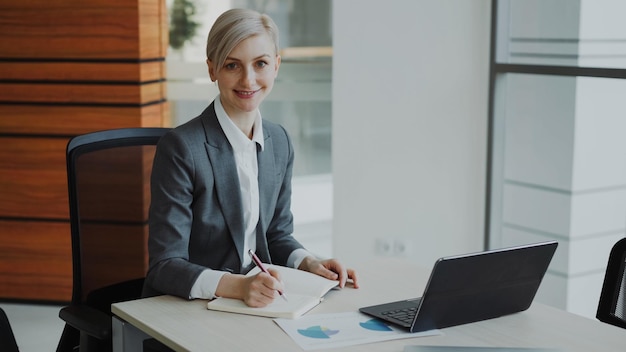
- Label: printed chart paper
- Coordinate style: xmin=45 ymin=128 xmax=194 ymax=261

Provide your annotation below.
xmin=274 ymin=311 xmax=441 ymax=350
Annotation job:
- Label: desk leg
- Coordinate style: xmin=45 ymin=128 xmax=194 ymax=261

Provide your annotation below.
xmin=112 ymin=316 xmax=151 ymax=352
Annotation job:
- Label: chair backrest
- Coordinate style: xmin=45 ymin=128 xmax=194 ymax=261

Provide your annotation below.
xmin=0 ymin=308 xmax=19 ymax=352
xmin=597 ymin=237 xmax=626 ymax=329
xmin=66 ymin=128 xmax=170 ymax=306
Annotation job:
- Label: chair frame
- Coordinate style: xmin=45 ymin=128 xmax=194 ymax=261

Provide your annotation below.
xmin=58 ymin=127 xmax=170 ymax=352
xmin=597 ymin=237 xmax=626 ymax=329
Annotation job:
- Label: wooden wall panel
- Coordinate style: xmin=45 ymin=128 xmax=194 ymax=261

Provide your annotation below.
xmin=0 ymin=0 xmax=168 ymax=302
xmin=0 ymin=221 xmax=72 ymax=301
xmin=0 ymin=82 xmax=165 ymax=104
xmin=0 ymin=0 xmax=166 ymax=59
xmin=0 ymin=104 xmax=169 ymax=136
xmin=139 ymin=0 xmax=169 ymax=59
xmin=0 ymin=138 xmax=68 ymax=219
xmin=0 ymin=61 xmax=165 ymax=82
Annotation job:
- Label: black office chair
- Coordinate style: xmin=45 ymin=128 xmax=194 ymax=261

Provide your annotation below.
xmin=597 ymin=237 xmax=626 ymax=329
xmin=0 ymin=307 xmax=19 ymax=352
xmin=56 ymin=128 xmax=171 ymax=352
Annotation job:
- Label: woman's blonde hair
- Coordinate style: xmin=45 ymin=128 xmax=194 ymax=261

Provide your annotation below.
xmin=206 ymin=8 xmax=280 ymax=72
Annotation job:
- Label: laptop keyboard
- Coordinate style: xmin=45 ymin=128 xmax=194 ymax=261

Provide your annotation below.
xmin=380 ymin=306 xmax=418 ymax=326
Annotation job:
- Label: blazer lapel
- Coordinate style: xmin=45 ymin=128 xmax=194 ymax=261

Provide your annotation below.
xmin=201 ymin=106 xmax=246 ymax=265
xmin=255 ymin=127 xmax=276 ymax=262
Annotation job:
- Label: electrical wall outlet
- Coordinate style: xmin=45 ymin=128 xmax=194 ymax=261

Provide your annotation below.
xmin=375 ymin=238 xmax=393 ymax=256
xmin=393 ymin=238 xmax=411 ymax=257
xmin=375 ymin=237 xmax=412 ymax=257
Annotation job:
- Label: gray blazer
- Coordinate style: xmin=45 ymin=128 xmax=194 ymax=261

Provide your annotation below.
xmin=142 ymin=103 xmax=304 ymax=298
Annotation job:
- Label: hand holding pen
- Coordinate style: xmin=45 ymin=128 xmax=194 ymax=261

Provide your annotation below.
xmin=248 ymin=250 xmax=288 ymax=302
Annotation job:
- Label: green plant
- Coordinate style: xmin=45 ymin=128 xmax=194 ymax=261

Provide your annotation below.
xmin=169 ymin=0 xmax=201 ymax=50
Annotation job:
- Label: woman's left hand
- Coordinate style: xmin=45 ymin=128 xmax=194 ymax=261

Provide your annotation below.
xmin=299 ymin=256 xmax=359 ymax=289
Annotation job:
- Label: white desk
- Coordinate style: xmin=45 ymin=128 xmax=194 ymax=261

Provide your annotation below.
xmin=112 ymin=258 xmax=626 ymax=351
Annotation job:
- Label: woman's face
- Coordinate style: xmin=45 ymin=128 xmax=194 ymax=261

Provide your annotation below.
xmin=208 ymin=33 xmax=280 ymax=118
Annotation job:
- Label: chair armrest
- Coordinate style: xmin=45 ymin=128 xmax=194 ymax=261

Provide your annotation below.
xmin=59 ymin=305 xmax=111 ymax=340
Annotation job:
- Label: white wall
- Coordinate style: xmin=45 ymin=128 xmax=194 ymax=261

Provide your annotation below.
xmin=332 ymin=0 xmax=491 ymax=268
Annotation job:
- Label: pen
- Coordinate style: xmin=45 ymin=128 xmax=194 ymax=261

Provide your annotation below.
xmin=248 ymin=249 xmax=288 ymax=302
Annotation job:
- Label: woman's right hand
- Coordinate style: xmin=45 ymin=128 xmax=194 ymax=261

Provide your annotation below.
xmin=241 ymin=268 xmax=284 ymax=307
xmin=216 ymin=268 xmax=284 ymax=307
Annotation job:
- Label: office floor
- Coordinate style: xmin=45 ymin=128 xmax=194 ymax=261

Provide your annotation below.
xmin=1 ymin=302 xmax=65 ymax=352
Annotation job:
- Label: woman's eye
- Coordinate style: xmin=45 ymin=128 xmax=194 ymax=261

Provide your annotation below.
xmin=256 ymin=61 xmax=268 ymax=68
xmin=224 ymin=62 xmax=238 ymax=70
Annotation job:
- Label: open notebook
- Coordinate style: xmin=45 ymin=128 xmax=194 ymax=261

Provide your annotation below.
xmin=206 ymin=264 xmax=339 ymax=319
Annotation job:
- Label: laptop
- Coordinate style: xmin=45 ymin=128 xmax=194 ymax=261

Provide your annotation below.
xmin=360 ymin=241 xmax=558 ymax=333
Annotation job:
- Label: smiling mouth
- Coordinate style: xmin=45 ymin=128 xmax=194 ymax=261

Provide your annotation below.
xmin=235 ymin=89 xmax=259 ymax=96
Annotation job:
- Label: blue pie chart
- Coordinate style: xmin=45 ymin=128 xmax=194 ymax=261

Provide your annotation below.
xmin=297 ymin=325 xmax=340 ymax=339
xmin=359 ymin=319 xmax=393 ymax=331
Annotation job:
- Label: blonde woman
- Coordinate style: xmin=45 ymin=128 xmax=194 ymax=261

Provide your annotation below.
xmin=143 ymin=8 xmax=358 ymax=307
